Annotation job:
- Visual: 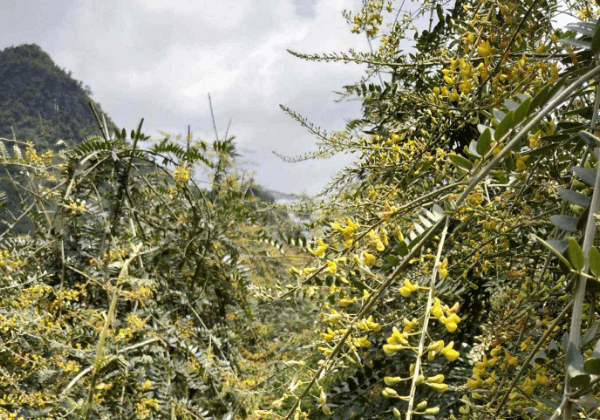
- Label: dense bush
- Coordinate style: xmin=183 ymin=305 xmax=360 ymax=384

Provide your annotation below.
xmin=260 ymin=1 xmax=600 ymax=419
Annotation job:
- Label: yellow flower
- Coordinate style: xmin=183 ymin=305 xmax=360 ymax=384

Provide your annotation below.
xmin=382 ymin=387 xmax=400 ymax=398
xmin=459 ymin=79 xmax=472 ymax=94
xmin=308 ymin=238 xmax=328 ymax=258
xmin=363 ymin=251 xmax=376 ymax=266
xmin=321 ymin=327 xmax=336 ymax=342
xmin=384 ymin=376 xmax=402 ymax=386
xmin=467 ymin=374 xmax=482 ymax=389
xmin=326 ymin=260 xmax=337 ymax=274
xmin=444 ymin=76 xmax=456 ymax=85
xmin=403 ymin=318 xmax=418 ymax=333
xmin=442 ymin=341 xmax=460 ymax=361
xmin=330 ymin=221 xmax=343 ymax=231
xmin=515 ymin=155 xmax=526 ymax=172
xmin=353 ymin=336 xmax=371 ymax=348
xmin=427 ymin=339 xmax=444 ymax=360
xmin=427 ymin=374 xmax=445 ymax=384
xmin=379 ymin=201 xmax=397 ymax=219
xmin=343 ymin=218 xmax=359 ymax=238
xmin=504 ymin=349 xmax=518 ymax=366
xmin=383 ymin=344 xmax=403 ymax=355
xmin=387 ymin=327 xmax=408 ymax=345
xmin=399 ymin=279 xmax=418 ymax=297
xmin=358 ymin=315 xmax=381 ymax=332
xmin=477 ymin=40 xmax=492 ymax=58
xmin=437 ymin=258 xmax=449 ymax=279
xmin=174 ymin=165 xmax=190 ymax=183
xmin=449 ymin=90 xmax=458 ymax=101
xmin=339 ymin=297 xmax=357 ymax=307
xmin=426 ymin=378 xmax=448 ymax=392
xmin=431 ymin=298 xmax=444 ymax=319
xmin=536 ymin=373 xmax=548 ymax=386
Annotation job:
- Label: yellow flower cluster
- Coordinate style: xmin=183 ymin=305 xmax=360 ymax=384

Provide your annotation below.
xmin=331 ymin=218 xmax=360 ymax=248
xmin=367 ymin=228 xmax=388 ymax=252
xmin=173 ymin=165 xmax=189 ymax=184
xmin=66 ymin=199 xmax=86 ymax=215
xmin=431 ymin=299 xmax=461 ymax=332
xmin=399 ymin=279 xmax=418 ymax=297
xmin=353 ymin=336 xmax=371 ymax=348
xmin=308 ymin=238 xmax=328 ymax=258
xmin=439 ymin=56 xmax=480 ymax=102
xmin=135 ymin=398 xmax=159 ymax=419
xmin=362 ymin=251 xmax=376 ymax=266
xmin=467 ymin=346 xmax=501 ymax=389
xmin=378 ymin=201 xmax=397 ymax=219
xmin=426 ymin=339 xmax=460 ymax=361
xmin=383 ymin=327 xmax=408 ymax=355
xmin=358 ymin=315 xmax=381 ymax=332
xmin=25 ymin=146 xmax=53 ymax=166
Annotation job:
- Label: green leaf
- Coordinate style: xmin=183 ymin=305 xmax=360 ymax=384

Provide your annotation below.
xmin=579 ymin=131 xmax=600 ymax=147
xmin=504 ymin=99 xmax=519 ymax=110
xmin=567 ymin=343 xmax=591 ymax=388
xmin=493 ymin=108 xmax=506 ymax=122
xmin=532 ymin=235 xmax=572 ymax=270
xmin=573 ymin=166 xmax=597 ymax=186
xmin=583 ymin=322 xmax=600 ymax=347
xmin=549 ymin=215 xmax=579 ymax=232
xmin=567 ymin=237 xmax=585 ymax=271
xmin=387 ymin=255 xmax=400 ymax=266
xmin=449 ymin=153 xmax=473 ymax=170
xmin=590 ymin=247 xmax=600 ymax=277
xmin=592 ymin=22 xmax=600 ymax=54
xmin=557 ymin=188 xmax=591 ymax=207
xmin=584 ymin=341 xmax=600 ymax=374
xmin=530 ymin=84 xmax=551 ymax=112
xmin=513 ymin=97 xmax=531 ymax=125
xmin=566 ymin=22 xmax=597 ymax=36
xmin=584 ymin=357 xmax=600 ymax=375
xmin=397 ymin=241 xmax=409 ymax=257
xmin=476 ymin=128 xmax=492 ymax=156
xmin=495 ymin=111 xmax=514 ymax=141
xmin=503 ymin=154 xmax=514 ymax=173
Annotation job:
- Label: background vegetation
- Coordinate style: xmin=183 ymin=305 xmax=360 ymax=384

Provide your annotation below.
xmin=4 ymin=0 xmax=600 ymax=419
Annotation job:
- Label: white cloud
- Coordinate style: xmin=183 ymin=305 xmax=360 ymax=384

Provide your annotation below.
xmin=2 ymin=0 xmax=368 ymax=194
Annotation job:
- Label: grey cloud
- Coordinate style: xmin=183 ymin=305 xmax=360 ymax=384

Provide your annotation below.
xmin=2 ymin=0 xmax=367 ymax=194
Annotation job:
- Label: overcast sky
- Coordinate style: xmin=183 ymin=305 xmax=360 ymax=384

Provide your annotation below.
xmin=2 ymin=0 xmax=375 ymax=195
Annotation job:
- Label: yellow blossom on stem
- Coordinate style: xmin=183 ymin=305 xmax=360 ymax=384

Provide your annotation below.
xmin=477 ymin=40 xmax=492 ymax=58
xmin=384 ymin=376 xmax=402 ymax=386
xmin=437 ymin=258 xmax=448 ymax=279
xmin=504 ymin=349 xmax=519 ymax=366
xmin=442 ymin=341 xmax=460 ymax=361
xmin=326 ymin=260 xmax=337 ymax=274
xmin=308 ymin=238 xmax=328 ymax=258
xmin=353 ymin=336 xmax=371 ymax=348
xmin=399 ymin=279 xmax=418 ymax=297
xmin=339 ymin=297 xmax=357 ymax=307
xmin=358 ymin=315 xmax=381 ymax=332
xmin=363 ymin=251 xmax=376 ymax=266
xmin=387 ymin=327 xmax=408 ymax=345
xmin=321 ymin=328 xmax=336 ymax=343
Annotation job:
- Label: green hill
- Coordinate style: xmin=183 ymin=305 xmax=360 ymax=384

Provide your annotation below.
xmin=0 ymin=43 xmax=115 ymax=145
xmin=0 ymin=43 xmax=116 ymax=233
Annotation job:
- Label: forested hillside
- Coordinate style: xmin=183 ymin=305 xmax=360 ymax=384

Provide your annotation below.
xmin=4 ymin=0 xmax=600 ymax=419
xmin=0 ymin=44 xmax=116 ymax=233
xmin=0 ymin=44 xmax=115 ymax=144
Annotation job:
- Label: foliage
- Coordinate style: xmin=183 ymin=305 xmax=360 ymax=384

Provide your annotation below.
xmin=258 ymin=1 xmax=600 ymax=419
xmin=0 ymin=105 xmax=312 ymax=419
xmin=0 ymin=43 xmax=116 ymax=234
